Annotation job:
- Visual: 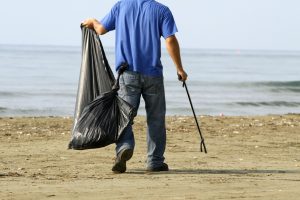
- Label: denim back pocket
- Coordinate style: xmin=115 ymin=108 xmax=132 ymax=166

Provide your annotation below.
xmin=143 ymin=75 xmax=164 ymax=95
xmin=119 ymin=71 xmax=141 ymax=96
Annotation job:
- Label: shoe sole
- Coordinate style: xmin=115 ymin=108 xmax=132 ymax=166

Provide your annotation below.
xmin=112 ymin=149 xmax=133 ymax=173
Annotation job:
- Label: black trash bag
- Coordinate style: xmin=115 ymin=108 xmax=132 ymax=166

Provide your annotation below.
xmin=68 ymin=27 xmax=134 ymax=150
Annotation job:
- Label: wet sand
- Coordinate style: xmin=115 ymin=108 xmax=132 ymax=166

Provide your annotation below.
xmin=0 ymin=115 xmax=299 ymax=199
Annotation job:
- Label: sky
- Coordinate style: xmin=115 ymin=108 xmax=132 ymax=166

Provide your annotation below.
xmin=0 ymin=0 xmax=299 ymax=51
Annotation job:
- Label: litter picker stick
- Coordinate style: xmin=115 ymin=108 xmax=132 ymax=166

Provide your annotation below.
xmin=182 ymin=81 xmax=208 ymax=153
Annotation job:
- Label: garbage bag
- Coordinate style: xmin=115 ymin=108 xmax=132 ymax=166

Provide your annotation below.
xmin=68 ymin=27 xmax=134 ymax=150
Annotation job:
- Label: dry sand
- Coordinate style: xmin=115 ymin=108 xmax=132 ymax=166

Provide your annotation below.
xmin=0 ymin=115 xmax=299 ymax=200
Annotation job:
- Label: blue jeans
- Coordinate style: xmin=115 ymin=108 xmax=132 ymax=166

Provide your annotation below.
xmin=117 ymin=71 xmax=166 ymax=168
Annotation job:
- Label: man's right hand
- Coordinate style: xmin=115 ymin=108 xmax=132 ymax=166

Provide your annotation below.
xmin=177 ymin=69 xmax=188 ymax=82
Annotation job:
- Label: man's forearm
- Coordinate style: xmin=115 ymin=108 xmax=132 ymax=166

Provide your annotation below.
xmin=166 ymin=35 xmax=183 ymax=71
xmin=165 ymin=35 xmax=187 ymax=81
xmin=92 ymin=20 xmax=108 ymax=35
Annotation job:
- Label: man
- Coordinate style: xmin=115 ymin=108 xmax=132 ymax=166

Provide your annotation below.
xmin=82 ymin=0 xmax=187 ymax=173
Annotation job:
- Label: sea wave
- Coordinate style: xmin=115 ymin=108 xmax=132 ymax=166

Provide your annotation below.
xmin=248 ymin=81 xmax=300 ymax=93
xmin=164 ymin=80 xmax=300 ymax=93
xmin=170 ymin=49 xmax=300 ymax=58
xmin=0 ymin=91 xmax=24 ymax=97
xmin=0 ymin=107 xmax=71 ymax=116
xmin=235 ymin=101 xmax=300 ymax=107
xmin=0 ymin=91 xmax=75 ymax=97
xmin=0 ymin=107 xmax=7 ymax=111
xmin=253 ymin=81 xmax=300 ymax=87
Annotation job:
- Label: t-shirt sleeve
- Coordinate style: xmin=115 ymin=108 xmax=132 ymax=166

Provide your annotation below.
xmin=161 ymin=7 xmax=178 ymax=39
xmin=100 ymin=2 xmax=120 ymax=31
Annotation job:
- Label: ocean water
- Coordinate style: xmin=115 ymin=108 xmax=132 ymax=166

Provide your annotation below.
xmin=0 ymin=44 xmax=300 ymax=116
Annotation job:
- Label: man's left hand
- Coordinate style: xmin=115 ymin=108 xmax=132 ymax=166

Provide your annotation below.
xmin=82 ymin=18 xmax=96 ymax=29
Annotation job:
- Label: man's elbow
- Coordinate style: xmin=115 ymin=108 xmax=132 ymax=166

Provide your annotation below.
xmin=95 ymin=24 xmax=108 ymax=35
xmin=165 ymin=35 xmax=179 ymax=49
xmin=165 ymin=35 xmax=177 ymax=44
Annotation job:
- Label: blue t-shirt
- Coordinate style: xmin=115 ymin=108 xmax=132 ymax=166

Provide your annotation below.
xmin=100 ymin=0 xmax=178 ymax=76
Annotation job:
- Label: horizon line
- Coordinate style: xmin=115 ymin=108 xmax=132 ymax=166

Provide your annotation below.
xmin=1 ymin=43 xmax=300 ymax=53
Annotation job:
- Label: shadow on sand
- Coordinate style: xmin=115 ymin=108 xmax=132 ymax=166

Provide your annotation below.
xmin=127 ymin=169 xmax=300 ymax=175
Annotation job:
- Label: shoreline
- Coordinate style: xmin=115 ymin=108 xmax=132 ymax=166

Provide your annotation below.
xmin=0 ymin=112 xmax=299 ymax=118
xmin=1 ymin=114 xmax=299 ymax=199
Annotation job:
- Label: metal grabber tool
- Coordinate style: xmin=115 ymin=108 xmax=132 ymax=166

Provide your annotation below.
xmin=179 ymin=75 xmax=207 ymax=153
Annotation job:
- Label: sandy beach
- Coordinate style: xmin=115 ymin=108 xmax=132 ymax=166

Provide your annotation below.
xmin=0 ymin=114 xmax=299 ymax=199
